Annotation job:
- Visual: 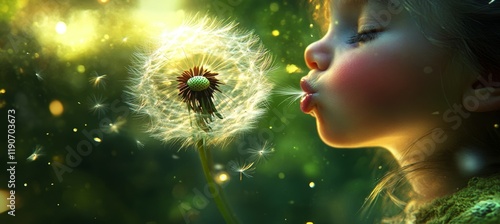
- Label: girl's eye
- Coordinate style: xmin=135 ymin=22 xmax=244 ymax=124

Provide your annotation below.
xmin=347 ymin=30 xmax=380 ymax=45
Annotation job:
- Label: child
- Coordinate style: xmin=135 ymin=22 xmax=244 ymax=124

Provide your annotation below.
xmin=303 ymin=0 xmax=500 ymax=222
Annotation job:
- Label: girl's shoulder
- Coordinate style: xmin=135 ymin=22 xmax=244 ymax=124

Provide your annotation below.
xmin=410 ymin=174 xmax=500 ymax=224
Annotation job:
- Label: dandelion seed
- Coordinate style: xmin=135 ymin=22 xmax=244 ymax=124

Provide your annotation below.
xmin=88 ymin=95 xmax=108 ymax=117
xmin=127 ymin=15 xmax=274 ymax=148
xmin=136 ymin=140 xmax=144 ymax=149
xmin=35 ymin=72 xmax=43 ymax=81
xmin=106 ymin=116 xmax=126 ymax=133
xmin=27 ymin=145 xmax=44 ymax=162
xmin=34 ymin=66 xmax=45 ymax=81
xmin=247 ymin=141 xmax=274 ymax=163
xmin=274 ymin=85 xmax=306 ymax=108
xmin=89 ymin=72 xmax=107 ymax=88
xmin=228 ymin=160 xmax=255 ymax=181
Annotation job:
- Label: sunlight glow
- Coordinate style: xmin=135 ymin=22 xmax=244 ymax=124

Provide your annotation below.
xmin=33 ymin=10 xmax=99 ymax=59
xmin=55 ymin=21 xmax=66 ymax=34
xmin=26 ymin=0 xmax=183 ymax=60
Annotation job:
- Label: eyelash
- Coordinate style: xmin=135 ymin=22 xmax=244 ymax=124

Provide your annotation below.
xmin=347 ymin=30 xmax=380 ymax=45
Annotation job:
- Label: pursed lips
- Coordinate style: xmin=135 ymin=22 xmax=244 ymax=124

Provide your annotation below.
xmin=300 ymin=76 xmax=318 ymax=114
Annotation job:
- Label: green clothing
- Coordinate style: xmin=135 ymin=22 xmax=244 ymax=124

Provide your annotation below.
xmin=411 ymin=174 xmax=500 ymax=224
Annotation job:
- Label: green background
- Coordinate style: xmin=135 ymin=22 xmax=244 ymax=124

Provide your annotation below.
xmin=0 ymin=0 xmax=395 ymax=223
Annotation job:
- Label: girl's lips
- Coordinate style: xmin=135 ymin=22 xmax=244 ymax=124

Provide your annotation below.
xmin=300 ymin=78 xmax=317 ymax=114
xmin=300 ymin=93 xmax=315 ymax=114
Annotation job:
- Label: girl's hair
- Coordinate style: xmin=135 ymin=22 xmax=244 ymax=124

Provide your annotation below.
xmin=310 ymin=0 xmax=500 ymax=222
xmin=310 ymin=0 xmax=330 ymax=33
xmin=403 ymin=0 xmax=500 ymax=83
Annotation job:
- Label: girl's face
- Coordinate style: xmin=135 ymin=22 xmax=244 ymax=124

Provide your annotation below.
xmin=303 ymin=0 xmax=458 ymax=149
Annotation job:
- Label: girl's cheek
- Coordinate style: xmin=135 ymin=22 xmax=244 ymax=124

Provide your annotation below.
xmin=323 ymin=48 xmax=423 ymax=118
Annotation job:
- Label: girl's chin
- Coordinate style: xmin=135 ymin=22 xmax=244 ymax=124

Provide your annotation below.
xmin=315 ymin=118 xmax=365 ymax=148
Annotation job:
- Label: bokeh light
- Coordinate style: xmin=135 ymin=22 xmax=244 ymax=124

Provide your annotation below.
xmin=49 ymin=100 xmax=64 ymax=116
xmin=0 ymin=190 xmax=11 ymax=214
xmin=55 ymin=21 xmax=66 ymax=34
xmin=309 ymin=182 xmax=315 ymax=188
xmin=216 ymin=172 xmax=230 ymax=184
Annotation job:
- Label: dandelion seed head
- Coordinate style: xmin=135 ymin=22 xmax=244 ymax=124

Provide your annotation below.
xmin=127 ymin=15 xmax=273 ymax=148
xmin=187 ymin=76 xmax=211 ymax=91
xmin=177 ymin=66 xmax=223 ymax=131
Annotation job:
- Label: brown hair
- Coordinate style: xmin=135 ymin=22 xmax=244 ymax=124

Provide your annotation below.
xmin=310 ymin=0 xmax=330 ymax=33
xmin=402 ymin=1 xmax=500 ymax=83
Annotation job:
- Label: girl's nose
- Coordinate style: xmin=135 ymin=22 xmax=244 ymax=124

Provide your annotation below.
xmin=304 ymin=38 xmax=333 ymax=71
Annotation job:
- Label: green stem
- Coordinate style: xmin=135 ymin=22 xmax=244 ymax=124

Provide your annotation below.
xmin=196 ymin=139 xmax=239 ymax=224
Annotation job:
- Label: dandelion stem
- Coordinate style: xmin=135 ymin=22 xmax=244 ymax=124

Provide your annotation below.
xmin=197 ymin=139 xmax=239 ymax=224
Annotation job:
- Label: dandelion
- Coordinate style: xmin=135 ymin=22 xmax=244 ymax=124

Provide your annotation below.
xmin=127 ymin=15 xmax=274 ymax=224
xmin=127 ymin=15 xmax=273 ymax=148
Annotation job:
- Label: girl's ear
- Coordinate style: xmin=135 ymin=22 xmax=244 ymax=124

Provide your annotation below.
xmin=462 ymin=77 xmax=500 ymax=112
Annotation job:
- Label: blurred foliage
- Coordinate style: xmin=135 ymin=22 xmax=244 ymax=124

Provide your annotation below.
xmin=0 ymin=0 xmax=395 ymax=223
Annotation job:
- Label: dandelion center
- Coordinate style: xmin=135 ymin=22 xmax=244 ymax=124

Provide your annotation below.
xmin=177 ymin=66 xmax=223 ymax=132
xmin=187 ymin=76 xmax=210 ymax=91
